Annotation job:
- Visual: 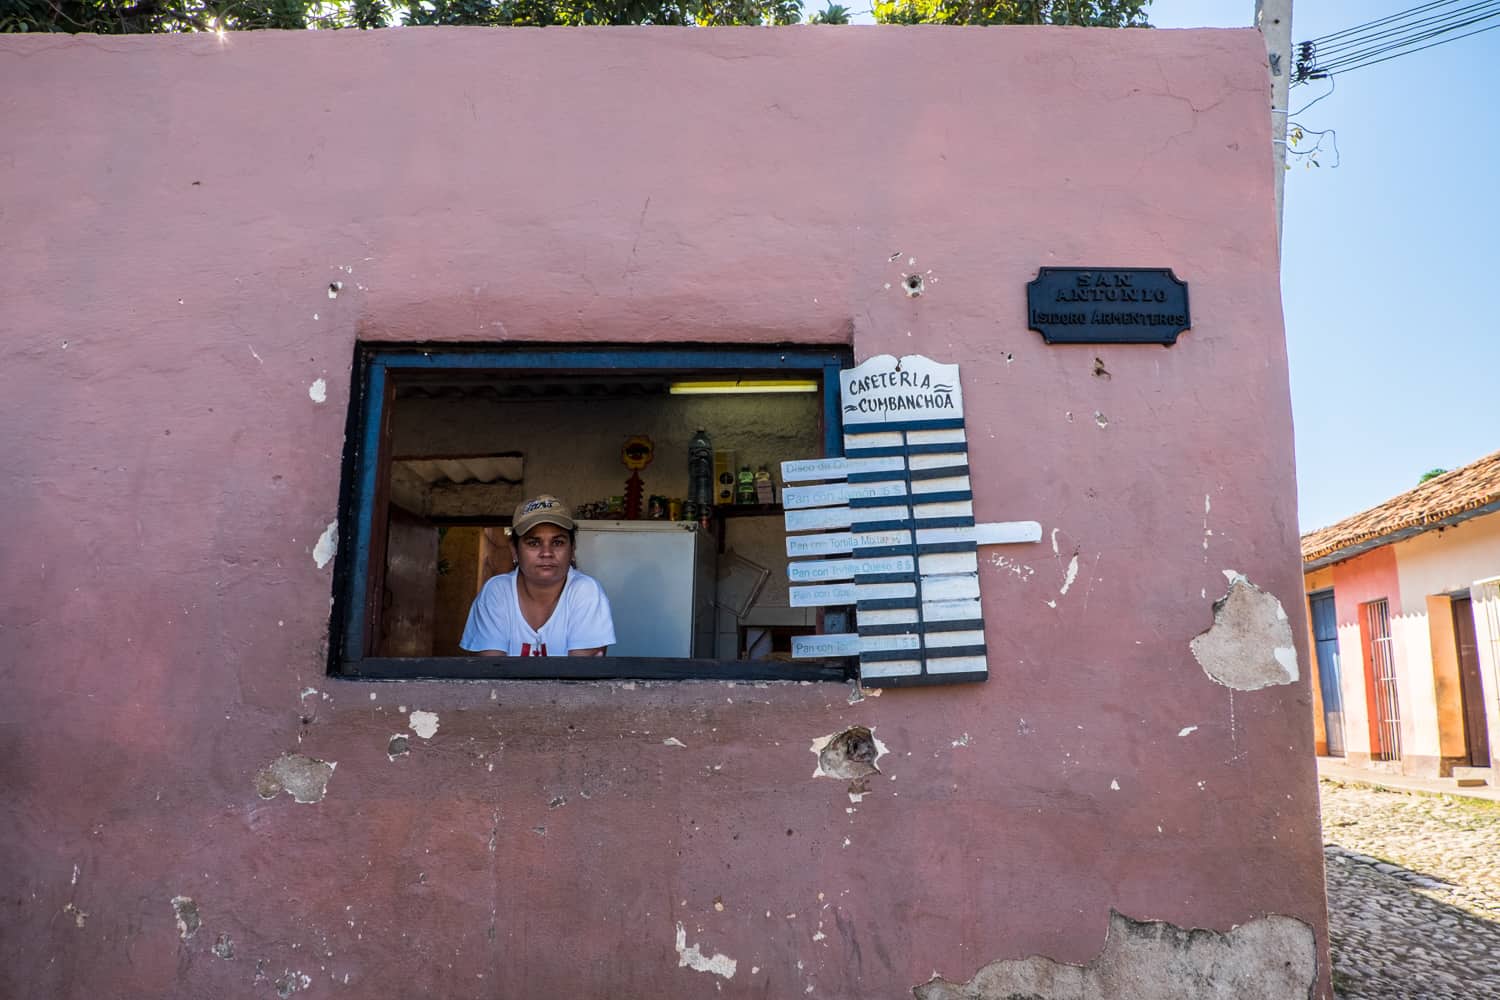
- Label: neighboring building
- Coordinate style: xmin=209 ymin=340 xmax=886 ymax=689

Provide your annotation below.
xmin=1303 ymin=452 xmax=1500 ymax=783
xmin=3 ymin=27 xmax=1333 ymax=999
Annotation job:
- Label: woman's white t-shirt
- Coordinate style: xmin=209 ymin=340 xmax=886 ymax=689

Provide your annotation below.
xmin=460 ymin=569 xmax=616 ymax=656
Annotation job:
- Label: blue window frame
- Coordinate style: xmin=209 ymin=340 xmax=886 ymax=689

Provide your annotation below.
xmin=331 ymin=343 xmax=852 ymax=681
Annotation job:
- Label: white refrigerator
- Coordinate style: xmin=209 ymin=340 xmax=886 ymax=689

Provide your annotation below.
xmin=574 ymin=520 xmax=717 ymax=658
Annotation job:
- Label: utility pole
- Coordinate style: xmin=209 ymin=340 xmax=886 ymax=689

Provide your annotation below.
xmin=1256 ymin=0 xmax=1293 ymax=252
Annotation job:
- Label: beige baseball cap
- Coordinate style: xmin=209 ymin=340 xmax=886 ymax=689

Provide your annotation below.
xmin=511 ymin=494 xmax=575 ymax=537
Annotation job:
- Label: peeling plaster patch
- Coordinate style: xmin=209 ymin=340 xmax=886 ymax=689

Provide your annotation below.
xmin=312 ymin=520 xmax=338 ymax=569
xmin=1110 ymin=779 xmax=1121 ymax=791
xmin=951 ymin=733 xmax=972 ymax=748
xmin=274 ymin=971 xmax=312 ymax=997
xmin=1274 ymin=646 xmax=1298 ymax=676
xmin=171 ymin=896 xmax=200 ymax=940
xmin=71 ymin=863 xmax=79 ymax=886
xmin=662 ymin=737 xmax=687 ymax=748
xmin=254 ymin=753 xmax=336 ymax=803
xmin=1191 ymin=576 xmax=1299 ymax=690
xmin=1059 ymin=554 xmax=1080 ymax=596
xmin=408 ymin=710 xmax=439 ymax=740
xmin=63 ymin=902 xmax=87 ymax=927
xmin=213 ymin=933 xmax=235 ymax=959
xmin=387 ymin=735 xmax=410 ymax=759
xmin=675 ymin=922 xmax=737 ymax=979
xmin=913 ymin=910 xmax=1316 ymax=1000
xmin=991 ymin=553 xmax=1036 ymax=581
xmin=1094 ymin=411 xmax=1109 ymax=428
xmin=811 ymin=726 xmax=887 ymax=779
xmin=1178 ymin=726 xmax=1199 ymax=737
xmin=308 ymin=378 xmax=327 ymax=403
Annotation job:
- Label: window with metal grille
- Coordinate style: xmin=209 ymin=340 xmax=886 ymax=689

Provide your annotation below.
xmin=1362 ymin=598 xmax=1401 ymax=761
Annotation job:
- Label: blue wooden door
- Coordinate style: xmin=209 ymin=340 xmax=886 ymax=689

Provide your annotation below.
xmin=1310 ymin=592 xmax=1345 ymax=756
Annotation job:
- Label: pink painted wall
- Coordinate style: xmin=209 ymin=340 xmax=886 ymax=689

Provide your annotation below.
xmin=1328 ymin=547 xmax=1401 ymax=760
xmin=1331 ymin=546 xmax=1402 ymax=624
xmin=0 ymin=27 xmax=1327 ymax=998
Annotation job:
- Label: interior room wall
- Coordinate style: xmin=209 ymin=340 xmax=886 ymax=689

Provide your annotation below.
xmin=391 ymin=389 xmax=822 ymax=628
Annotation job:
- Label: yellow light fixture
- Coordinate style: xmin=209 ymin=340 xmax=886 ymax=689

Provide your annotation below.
xmin=668 ymin=378 xmax=819 ymax=395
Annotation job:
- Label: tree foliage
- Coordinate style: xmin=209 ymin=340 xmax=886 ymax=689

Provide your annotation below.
xmin=808 ymin=3 xmax=849 ymax=23
xmin=1419 ymin=468 xmax=1449 ymax=484
xmin=873 ymin=0 xmax=1149 ymax=27
xmin=0 ymin=0 xmax=805 ymax=32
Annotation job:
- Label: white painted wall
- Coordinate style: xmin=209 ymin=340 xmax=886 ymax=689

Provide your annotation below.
xmin=1395 ymin=512 xmax=1500 ymax=611
xmin=1336 ymin=620 xmax=1370 ymax=757
xmin=1395 ymin=513 xmax=1500 ymax=769
xmin=1390 ymin=610 xmax=1440 ymax=762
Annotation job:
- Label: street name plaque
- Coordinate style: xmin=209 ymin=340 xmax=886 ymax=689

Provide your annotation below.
xmin=1027 ymin=267 xmax=1190 ymax=345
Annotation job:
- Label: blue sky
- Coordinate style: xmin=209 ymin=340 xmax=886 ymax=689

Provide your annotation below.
xmin=1149 ymin=2 xmax=1500 ymax=531
xmin=835 ymin=1 xmax=1500 ymax=531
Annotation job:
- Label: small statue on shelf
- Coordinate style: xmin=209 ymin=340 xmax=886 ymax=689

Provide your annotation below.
xmin=621 ymin=435 xmax=654 ymax=520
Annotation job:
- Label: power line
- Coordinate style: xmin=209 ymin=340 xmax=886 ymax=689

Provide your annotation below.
xmin=1322 ymin=20 xmax=1500 ymax=75
xmin=1294 ymin=0 xmax=1500 ymax=80
xmin=1312 ymin=0 xmax=1500 ymax=57
xmin=1316 ymin=2 xmax=1500 ymax=69
xmin=1306 ymin=0 xmax=1456 ymax=45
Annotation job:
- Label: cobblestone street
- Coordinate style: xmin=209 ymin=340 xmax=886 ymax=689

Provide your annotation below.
xmin=1321 ymin=779 xmax=1500 ymax=998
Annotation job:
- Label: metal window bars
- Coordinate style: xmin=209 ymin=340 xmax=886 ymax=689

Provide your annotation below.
xmin=1364 ymin=599 xmax=1402 ymax=762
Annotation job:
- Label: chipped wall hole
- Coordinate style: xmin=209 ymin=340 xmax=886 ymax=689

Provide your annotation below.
xmin=171 ymin=896 xmax=200 ymax=940
xmin=812 ymin=725 xmax=886 ymax=781
xmin=255 ymin=752 xmax=336 ymax=804
xmin=903 ymin=274 xmax=925 ymax=297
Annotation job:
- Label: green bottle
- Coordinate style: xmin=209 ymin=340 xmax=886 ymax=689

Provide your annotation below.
xmin=735 ymin=465 xmax=756 ymax=505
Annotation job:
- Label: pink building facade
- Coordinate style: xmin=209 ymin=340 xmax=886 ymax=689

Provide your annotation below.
xmin=1 ymin=27 xmax=1329 ymax=998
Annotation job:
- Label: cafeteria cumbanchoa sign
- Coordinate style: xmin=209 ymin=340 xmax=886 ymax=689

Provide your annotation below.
xmin=780 ymin=354 xmax=1040 ymax=689
xmin=841 ymin=355 xmax=963 ymax=419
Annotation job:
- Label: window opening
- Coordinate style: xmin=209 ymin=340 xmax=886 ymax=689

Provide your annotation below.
xmin=1361 ymin=598 xmax=1401 ymax=761
xmin=332 ymin=344 xmax=853 ymax=681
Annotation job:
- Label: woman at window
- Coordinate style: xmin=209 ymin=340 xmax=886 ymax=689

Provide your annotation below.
xmin=460 ymin=495 xmax=616 ymax=657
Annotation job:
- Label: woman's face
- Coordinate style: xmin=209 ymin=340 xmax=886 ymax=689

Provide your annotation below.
xmin=514 ymin=523 xmax=573 ymax=587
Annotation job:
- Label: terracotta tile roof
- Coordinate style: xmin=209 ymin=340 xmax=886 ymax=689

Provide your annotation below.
xmin=1302 ymin=450 xmax=1500 ymax=565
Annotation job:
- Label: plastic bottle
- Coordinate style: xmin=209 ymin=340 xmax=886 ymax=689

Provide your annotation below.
xmin=688 ymin=429 xmax=714 ymax=515
xmin=735 ymin=465 xmax=756 ymax=505
xmin=755 ymin=465 xmax=775 ymax=504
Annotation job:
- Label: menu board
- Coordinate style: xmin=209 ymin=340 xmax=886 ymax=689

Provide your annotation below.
xmin=783 ymin=355 xmax=1001 ymax=688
